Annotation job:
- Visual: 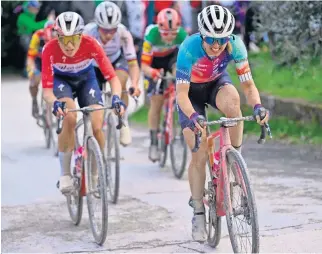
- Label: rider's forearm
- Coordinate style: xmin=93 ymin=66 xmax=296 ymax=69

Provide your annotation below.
xmin=240 ymin=79 xmax=262 ymax=108
xmin=176 ymin=84 xmax=195 ymax=118
xmin=141 ymin=63 xmax=154 ymax=78
xmin=26 ymin=57 xmax=36 ymax=71
xmin=128 ymin=60 xmax=140 ymax=87
xmin=43 ymin=88 xmax=57 ymax=106
xmin=109 ymin=76 xmax=122 ymax=97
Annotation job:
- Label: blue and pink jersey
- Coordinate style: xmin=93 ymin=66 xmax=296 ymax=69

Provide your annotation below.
xmin=176 ymin=33 xmax=252 ymax=85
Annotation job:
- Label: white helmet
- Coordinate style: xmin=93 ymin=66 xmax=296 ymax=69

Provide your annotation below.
xmin=94 ymin=1 xmax=122 ymax=29
xmin=55 ymin=12 xmax=84 ymax=36
xmin=198 ymin=5 xmax=235 ymax=38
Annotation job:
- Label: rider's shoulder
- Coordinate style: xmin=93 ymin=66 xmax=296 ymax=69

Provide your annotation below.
xmin=83 ymin=22 xmax=98 ymax=35
xmin=117 ymin=23 xmax=132 ymax=36
xmin=42 ymin=38 xmax=59 ymax=53
xmin=228 ymin=34 xmax=248 ymax=60
xmin=144 ymin=24 xmax=158 ymax=36
xmin=180 ymin=33 xmax=201 ymax=50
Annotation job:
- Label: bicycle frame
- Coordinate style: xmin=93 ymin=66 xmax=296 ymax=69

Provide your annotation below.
xmin=207 ymin=125 xmax=235 ymax=217
xmin=163 ymin=81 xmax=176 ymax=145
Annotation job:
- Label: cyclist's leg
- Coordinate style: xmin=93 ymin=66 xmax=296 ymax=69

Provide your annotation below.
xmin=177 ymin=85 xmax=208 ymax=242
xmin=78 ymin=68 xmax=105 ymax=150
xmin=113 ymin=56 xmax=132 ymax=146
xmin=77 ymin=69 xmax=105 ymax=186
xmin=146 ymin=56 xmax=171 ymax=161
xmin=210 ymin=71 xmax=243 ymax=152
xmin=53 ymin=76 xmax=77 ymax=193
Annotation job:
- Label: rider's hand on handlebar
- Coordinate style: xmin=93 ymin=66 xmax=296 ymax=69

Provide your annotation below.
xmin=151 ymin=68 xmax=163 ymax=82
xmin=129 ymin=86 xmax=141 ymax=97
xmin=188 ymin=112 xmax=206 ymax=134
xmin=52 ymin=100 xmax=67 ymax=118
xmin=253 ymin=104 xmax=269 ymax=125
xmin=111 ymin=95 xmax=126 ymax=116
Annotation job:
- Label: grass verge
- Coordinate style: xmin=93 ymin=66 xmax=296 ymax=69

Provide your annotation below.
xmin=130 ymin=105 xmax=322 ymax=145
xmin=227 ymin=52 xmax=322 ymax=105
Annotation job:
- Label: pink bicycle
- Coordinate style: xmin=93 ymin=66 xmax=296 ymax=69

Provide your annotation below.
xmin=193 ymin=105 xmax=272 ymax=253
xmin=155 ymin=74 xmax=188 ymax=179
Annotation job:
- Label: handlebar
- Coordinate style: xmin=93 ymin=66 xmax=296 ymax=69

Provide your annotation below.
xmin=155 ymin=74 xmax=175 ymax=94
xmin=104 ymin=88 xmax=139 ymax=105
xmin=56 ymin=104 xmax=124 ymax=135
xmin=191 ymin=115 xmax=273 ymax=152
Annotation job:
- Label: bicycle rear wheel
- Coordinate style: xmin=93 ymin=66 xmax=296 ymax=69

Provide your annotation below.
xmin=104 ymin=112 xmax=120 ymax=204
xmin=170 ymin=108 xmax=187 ymax=179
xmin=85 ymin=136 xmax=108 ymax=246
xmin=224 ymin=148 xmax=259 ymax=253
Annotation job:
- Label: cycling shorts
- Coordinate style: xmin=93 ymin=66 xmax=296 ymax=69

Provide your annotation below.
xmin=177 ymin=71 xmax=233 ymax=129
xmin=94 ymin=54 xmax=129 ymax=90
xmin=146 ymin=49 xmax=178 ymax=97
xmin=53 ymin=68 xmax=104 ymax=108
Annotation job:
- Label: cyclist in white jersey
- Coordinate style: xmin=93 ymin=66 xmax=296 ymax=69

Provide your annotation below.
xmin=83 ymin=1 xmax=141 ymax=146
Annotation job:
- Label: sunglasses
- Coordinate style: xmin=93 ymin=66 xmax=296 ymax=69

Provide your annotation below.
xmin=99 ymin=27 xmax=118 ymax=34
xmin=159 ymin=28 xmax=179 ymax=36
xmin=203 ymin=36 xmax=230 ymax=45
xmin=58 ymin=34 xmax=81 ymax=46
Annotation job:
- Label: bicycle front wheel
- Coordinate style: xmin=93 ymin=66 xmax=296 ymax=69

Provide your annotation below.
xmin=105 ymin=112 xmax=120 ymax=204
xmin=66 ymin=165 xmax=83 ymax=226
xmin=85 ymin=136 xmax=108 ymax=246
xmin=224 ymin=149 xmax=259 ymax=253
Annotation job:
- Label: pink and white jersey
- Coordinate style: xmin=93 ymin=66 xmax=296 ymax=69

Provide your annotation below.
xmin=83 ymin=23 xmax=137 ymax=65
xmin=41 ymin=35 xmax=116 ymax=89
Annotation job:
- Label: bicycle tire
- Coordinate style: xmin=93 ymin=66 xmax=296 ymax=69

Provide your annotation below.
xmin=205 ymin=159 xmax=222 ymax=248
xmin=66 ymin=165 xmax=84 ymax=226
xmin=169 ymin=109 xmax=187 ymax=179
xmin=224 ymin=148 xmax=259 ymax=253
xmin=85 ymin=136 xmax=109 ymax=246
xmin=158 ymin=121 xmax=168 ymax=167
xmin=105 ymin=112 xmax=120 ymax=204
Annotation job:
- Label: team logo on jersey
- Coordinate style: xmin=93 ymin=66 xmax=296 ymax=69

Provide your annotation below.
xmin=89 ymin=88 xmax=95 ymax=98
xmin=58 ymin=84 xmax=64 ymax=91
xmin=62 ymin=56 xmax=66 ymax=62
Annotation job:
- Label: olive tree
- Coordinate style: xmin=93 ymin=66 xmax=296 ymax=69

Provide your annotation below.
xmin=251 ymin=1 xmax=322 ymax=70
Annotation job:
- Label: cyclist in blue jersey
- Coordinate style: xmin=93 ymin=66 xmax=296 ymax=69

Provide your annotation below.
xmin=175 ymin=5 xmax=269 ymax=242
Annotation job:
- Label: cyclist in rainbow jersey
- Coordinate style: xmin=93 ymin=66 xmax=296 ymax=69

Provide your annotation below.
xmin=141 ymin=8 xmax=188 ymax=162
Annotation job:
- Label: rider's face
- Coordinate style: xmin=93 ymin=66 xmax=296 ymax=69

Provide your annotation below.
xmin=98 ymin=27 xmax=117 ymax=44
xmin=203 ymin=41 xmax=228 ymax=57
xmin=160 ymin=29 xmax=178 ymax=43
xmin=58 ymin=34 xmax=82 ymax=57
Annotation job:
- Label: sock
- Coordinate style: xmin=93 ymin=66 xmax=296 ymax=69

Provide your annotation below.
xmin=233 ymin=145 xmax=242 ymax=153
xmin=58 ymin=152 xmax=73 ymax=176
